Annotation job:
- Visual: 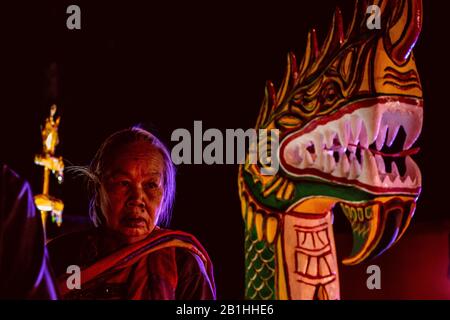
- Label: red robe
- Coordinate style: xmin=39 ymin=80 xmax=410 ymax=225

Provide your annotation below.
xmin=48 ymin=227 xmax=216 ymax=300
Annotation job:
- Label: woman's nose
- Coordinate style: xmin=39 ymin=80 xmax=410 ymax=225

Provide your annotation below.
xmin=126 ymin=184 xmax=146 ymax=208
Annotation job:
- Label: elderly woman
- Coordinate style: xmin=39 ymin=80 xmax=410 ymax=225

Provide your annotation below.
xmin=48 ymin=127 xmax=215 ymax=300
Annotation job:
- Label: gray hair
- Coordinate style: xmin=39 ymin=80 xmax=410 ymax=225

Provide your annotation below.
xmin=70 ymin=127 xmax=176 ymax=227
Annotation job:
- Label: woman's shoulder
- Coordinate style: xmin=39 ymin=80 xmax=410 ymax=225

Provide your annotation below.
xmin=151 ymin=228 xmax=213 ymax=277
xmin=152 ymin=227 xmax=206 ymax=248
xmin=146 ymin=227 xmax=209 ymax=265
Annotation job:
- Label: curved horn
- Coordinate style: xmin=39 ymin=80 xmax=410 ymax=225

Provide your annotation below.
xmin=387 ymin=0 xmax=423 ymax=64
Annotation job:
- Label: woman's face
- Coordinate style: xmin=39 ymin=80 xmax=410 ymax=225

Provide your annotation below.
xmin=101 ymin=141 xmax=164 ymax=244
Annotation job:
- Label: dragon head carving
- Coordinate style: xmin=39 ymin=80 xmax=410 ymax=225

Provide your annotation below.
xmin=239 ymin=0 xmax=423 ymax=299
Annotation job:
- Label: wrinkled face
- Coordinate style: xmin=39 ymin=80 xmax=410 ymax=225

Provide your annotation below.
xmin=102 ymin=141 xmax=164 ymax=244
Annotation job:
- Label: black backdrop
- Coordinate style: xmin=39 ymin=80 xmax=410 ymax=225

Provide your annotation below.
xmin=1 ymin=0 xmax=449 ymax=299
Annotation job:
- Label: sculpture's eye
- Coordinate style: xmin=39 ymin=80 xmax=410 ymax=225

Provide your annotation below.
xmin=326 ymin=87 xmax=337 ymax=102
xmin=320 ymin=82 xmax=342 ymax=108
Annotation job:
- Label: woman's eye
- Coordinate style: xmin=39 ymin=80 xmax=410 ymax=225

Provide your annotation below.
xmin=119 ymin=181 xmax=130 ymax=187
xmin=145 ymin=182 xmax=157 ymax=189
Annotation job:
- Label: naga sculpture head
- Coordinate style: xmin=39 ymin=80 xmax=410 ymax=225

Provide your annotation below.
xmin=239 ymin=0 xmax=423 ymax=299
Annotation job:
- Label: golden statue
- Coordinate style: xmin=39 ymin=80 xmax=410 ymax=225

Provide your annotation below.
xmin=34 ymin=104 xmax=64 ymax=230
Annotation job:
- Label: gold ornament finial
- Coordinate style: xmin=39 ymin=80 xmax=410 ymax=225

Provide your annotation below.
xmin=34 ymin=104 xmax=65 ymax=231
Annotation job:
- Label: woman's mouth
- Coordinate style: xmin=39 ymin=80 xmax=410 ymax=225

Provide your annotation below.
xmin=121 ymin=216 xmax=147 ymax=228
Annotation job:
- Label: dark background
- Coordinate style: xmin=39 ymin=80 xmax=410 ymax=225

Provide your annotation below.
xmin=0 ymin=0 xmax=449 ymax=299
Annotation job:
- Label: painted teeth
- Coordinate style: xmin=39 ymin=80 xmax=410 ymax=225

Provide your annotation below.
xmin=356 ymin=107 xmax=383 ymax=146
xmin=299 ymin=148 xmax=314 ymax=169
xmin=324 ymin=130 xmax=335 ymax=149
xmin=386 ymin=124 xmax=400 ymax=147
xmin=360 ymin=150 xmax=380 ymax=186
xmin=283 ymin=102 xmax=423 ymax=190
xmin=359 ymin=124 xmax=369 ymax=149
xmin=336 ymin=153 xmax=350 ymax=178
xmin=390 ymin=162 xmax=400 ymax=181
xmin=350 ymin=115 xmax=362 ymax=144
xmin=376 ymin=125 xmax=388 ymax=150
xmin=312 ymin=134 xmax=323 ymax=158
xmin=324 ymin=153 xmax=335 ymax=173
xmin=348 ymin=153 xmax=361 ymax=180
xmin=374 ymin=154 xmax=385 ymax=174
xmin=338 ymin=120 xmax=350 ymax=149
xmin=405 ymin=155 xmax=422 ymax=185
xmin=402 ymin=113 xmax=422 ymax=150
